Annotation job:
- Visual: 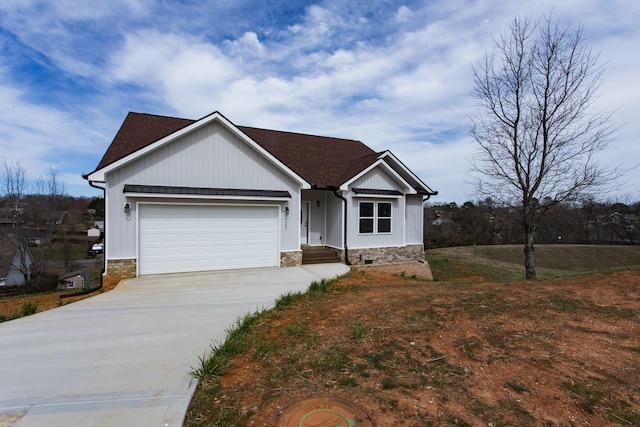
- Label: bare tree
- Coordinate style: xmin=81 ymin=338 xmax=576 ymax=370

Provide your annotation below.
xmin=1 ymin=160 xmax=30 ymax=284
xmin=470 ymin=14 xmax=620 ymax=279
xmin=2 ymin=160 xmax=27 ymax=225
xmin=1 ymin=162 xmax=68 ymax=287
xmin=30 ymin=166 xmax=68 ymax=274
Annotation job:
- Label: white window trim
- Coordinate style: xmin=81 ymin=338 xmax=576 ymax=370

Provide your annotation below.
xmin=358 ymin=201 xmax=393 ymax=235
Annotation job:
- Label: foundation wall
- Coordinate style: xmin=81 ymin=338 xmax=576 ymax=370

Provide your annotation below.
xmin=103 ymin=259 xmax=137 ymax=287
xmin=281 ymin=251 xmax=303 ymax=267
xmin=338 ymin=244 xmax=425 ymax=266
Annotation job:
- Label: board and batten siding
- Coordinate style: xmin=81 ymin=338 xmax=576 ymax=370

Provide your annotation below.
xmin=405 ymin=195 xmax=424 ymax=244
xmin=104 ymin=121 xmax=301 ymax=260
xmin=325 ymin=193 xmax=343 ymax=248
xmin=353 ymin=167 xmax=404 ymax=191
xmin=345 ymin=166 xmax=407 ymax=249
xmin=301 ymin=190 xmax=330 ymax=246
xmin=347 ymin=196 xmax=404 ymax=248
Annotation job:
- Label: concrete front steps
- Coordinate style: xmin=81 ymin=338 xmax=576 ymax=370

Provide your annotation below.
xmin=302 ymin=247 xmax=341 ymax=265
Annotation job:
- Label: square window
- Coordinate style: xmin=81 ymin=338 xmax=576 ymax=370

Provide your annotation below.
xmin=360 ymin=202 xmax=374 ymax=217
xmin=378 ymin=218 xmax=391 ymax=233
xmin=359 ymin=218 xmax=374 ymax=234
xmin=378 ymin=203 xmax=391 ymax=218
xmin=358 ymin=201 xmax=393 ymax=234
xmin=359 ymin=202 xmax=375 ymax=234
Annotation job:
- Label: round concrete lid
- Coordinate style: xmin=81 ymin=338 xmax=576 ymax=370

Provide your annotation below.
xmin=277 ymin=396 xmax=374 ymax=427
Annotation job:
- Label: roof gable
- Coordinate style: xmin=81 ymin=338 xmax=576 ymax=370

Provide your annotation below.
xmin=89 ymin=111 xmax=434 ymax=194
xmin=95 ymin=112 xmax=194 ymax=171
xmin=0 ymin=235 xmax=32 ymax=278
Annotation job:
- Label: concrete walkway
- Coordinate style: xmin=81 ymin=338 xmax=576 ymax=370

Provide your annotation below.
xmin=0 ymin=264 xmax=349 ymax=427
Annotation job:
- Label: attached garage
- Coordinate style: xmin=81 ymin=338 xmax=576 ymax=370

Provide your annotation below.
xmin=138 ymin=204 xmax=280 ymax=275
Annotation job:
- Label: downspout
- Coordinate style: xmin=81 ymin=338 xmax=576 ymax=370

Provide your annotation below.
xmin=332 ymin=188 xmax=351 ymax=266
xmin=61 ymin=175 xmax=105 ymax=299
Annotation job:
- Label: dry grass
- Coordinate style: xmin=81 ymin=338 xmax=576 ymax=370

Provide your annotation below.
xmin=185 ymin=245 xmax=640 ymax=426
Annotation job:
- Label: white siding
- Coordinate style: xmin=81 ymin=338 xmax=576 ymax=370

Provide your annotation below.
xmin=347 ymin=196 xmax=404 ymax=248
xmin=105 ymin=121 xmax=301 ymax=261
xmin=353 ymin=168 xmax=401 ymax=191
xmin=405 ymin=195 xmax=424 ymax=244
xmin=302 ymin=190 xmax=329 ymax=246
xmin=346 ymin=165 xmax=408 ymax=249
xmin=325 ymin=193 xmax=343 ymax=248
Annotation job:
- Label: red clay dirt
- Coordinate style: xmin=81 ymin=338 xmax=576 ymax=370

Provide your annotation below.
xmin=187 ymin=266 xmax=640 ymax=426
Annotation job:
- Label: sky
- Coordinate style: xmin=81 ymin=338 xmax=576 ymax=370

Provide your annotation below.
xmin=0 ymin=0 xmax=638 ymax=204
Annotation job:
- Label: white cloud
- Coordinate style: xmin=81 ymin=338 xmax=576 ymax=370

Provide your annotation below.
xmin=395 ymin=6 xmax=414 ymax=22
xmin=0 ymin=0 xmax=638 ymax=201
xmin=0 ymin=77 xmax=101 ymax=194
xmin=225 ymin=31 xmax=265 ymax=57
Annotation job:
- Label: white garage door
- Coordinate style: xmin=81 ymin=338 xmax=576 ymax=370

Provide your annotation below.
xmin=139 ymin=204 xmax=279 ymax=275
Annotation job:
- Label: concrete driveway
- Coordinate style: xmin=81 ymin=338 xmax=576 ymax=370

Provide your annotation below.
xmin=0 ymin=263 xmax=349 ymax=427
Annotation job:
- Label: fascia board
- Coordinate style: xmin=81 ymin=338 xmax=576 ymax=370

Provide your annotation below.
xmin=378 ymin=151 xmax=435 ymax=194
xmin=87 ymin=112 xmax=311 ymax=189
xmin=339 ymin=159 xmax=415 ymax=193
xmin=123 ymin=192 xmax=292 ymax=202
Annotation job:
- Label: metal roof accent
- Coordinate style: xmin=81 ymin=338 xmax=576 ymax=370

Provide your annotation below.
xmin=123 ymin=184 xmax=291 ymax=198
xmin=352 ymin=188 xmax=403 ymax=196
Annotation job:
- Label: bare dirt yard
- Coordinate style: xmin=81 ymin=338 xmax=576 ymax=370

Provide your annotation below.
xmin=0 ymin=281 xmax=118 ymax=322
xmin=186 ymin=261 xmax=640 ymax=426
xmin=2 ymin=246 xmax=638 ymax=426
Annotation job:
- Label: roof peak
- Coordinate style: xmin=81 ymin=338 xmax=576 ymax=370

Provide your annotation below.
xmin=238 ymin=125 xmax=361 ymax=144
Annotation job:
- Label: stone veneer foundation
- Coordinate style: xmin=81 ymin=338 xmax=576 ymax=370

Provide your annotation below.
xmin=102 ymin=246 xmax=416 ymax=285
xmin=337 ymin=244 xmax=425 ymax=266
xmin=280 ymin=250 xmax=303 ymax=267
xmin=103 ymin=259 xmax=137 ymax=287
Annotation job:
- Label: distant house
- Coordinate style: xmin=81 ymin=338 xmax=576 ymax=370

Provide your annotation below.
xmin=0 ymin=235 xmax=33 ymax=287
xmin=57 ymin=269 xmax=91 ymax=290
xmin=24 ymin=229 xmax=49 ymax=247
xmin=51 ymin=211 xmax=70 ymax=225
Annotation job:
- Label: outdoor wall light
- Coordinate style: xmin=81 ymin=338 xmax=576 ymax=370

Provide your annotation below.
xmin=316 ymin=200 xmax=320 ymax=208
xmin=124 ymin=203 xmax=130 ymax=214
xmin=284 ymin=206 xmax=290 ymax=214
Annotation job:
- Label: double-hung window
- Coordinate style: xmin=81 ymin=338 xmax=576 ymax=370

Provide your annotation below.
xmin=359 ymin=201 xmax=392 ymax=234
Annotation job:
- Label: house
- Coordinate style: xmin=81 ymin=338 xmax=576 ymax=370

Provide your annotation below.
xmin=24 ymin=229 xmax=49 ymax=247
xmin=0 ymin=234 xmax=33 ymax=287
xmin=42 ymin=211 xmax=70 ymax=225
xmin=57 ymin=269 xmax=90 ymax=290
xmin=86 ymin=111 xmax=437 ymax=286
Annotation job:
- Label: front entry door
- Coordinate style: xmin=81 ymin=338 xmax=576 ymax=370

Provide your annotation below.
xmin=301 ymin=202 xmax=309 ymax=245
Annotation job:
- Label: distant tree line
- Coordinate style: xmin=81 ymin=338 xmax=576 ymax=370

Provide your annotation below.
xmin=424 ymin=198 xmax=640 ymax=249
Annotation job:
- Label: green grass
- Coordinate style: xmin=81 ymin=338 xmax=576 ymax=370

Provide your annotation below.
xmin=191 ymin=309 xmax=265 ymax=381
xmin=426 ymin=244 xmax=640 ymax=282
xmin=190 ymin=276 xmax=343 ymax=383
xmin=283 ymin=323 xmax=305 ymax=337
xmin=351 ymin=322 xmax=368 ymax=341
xmin=563 ymin=380 xmax=640 ymax=425
xmin=21 ymin=302 xmax=38 ymax=316
xmin=274 ymin=291 xmax=304 ymax=309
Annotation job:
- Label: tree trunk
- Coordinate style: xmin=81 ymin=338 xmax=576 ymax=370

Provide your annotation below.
xmin=524 ymin=232 xmax=536 ymax=280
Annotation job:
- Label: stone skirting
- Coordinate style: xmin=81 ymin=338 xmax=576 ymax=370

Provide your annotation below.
xmin=338 ymin=244 xmax=425 ymax=266
xmin=104 ymin=259 xmax=137 ymax=287
xmin=281 ymin=251 xmax=303 ymax=267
